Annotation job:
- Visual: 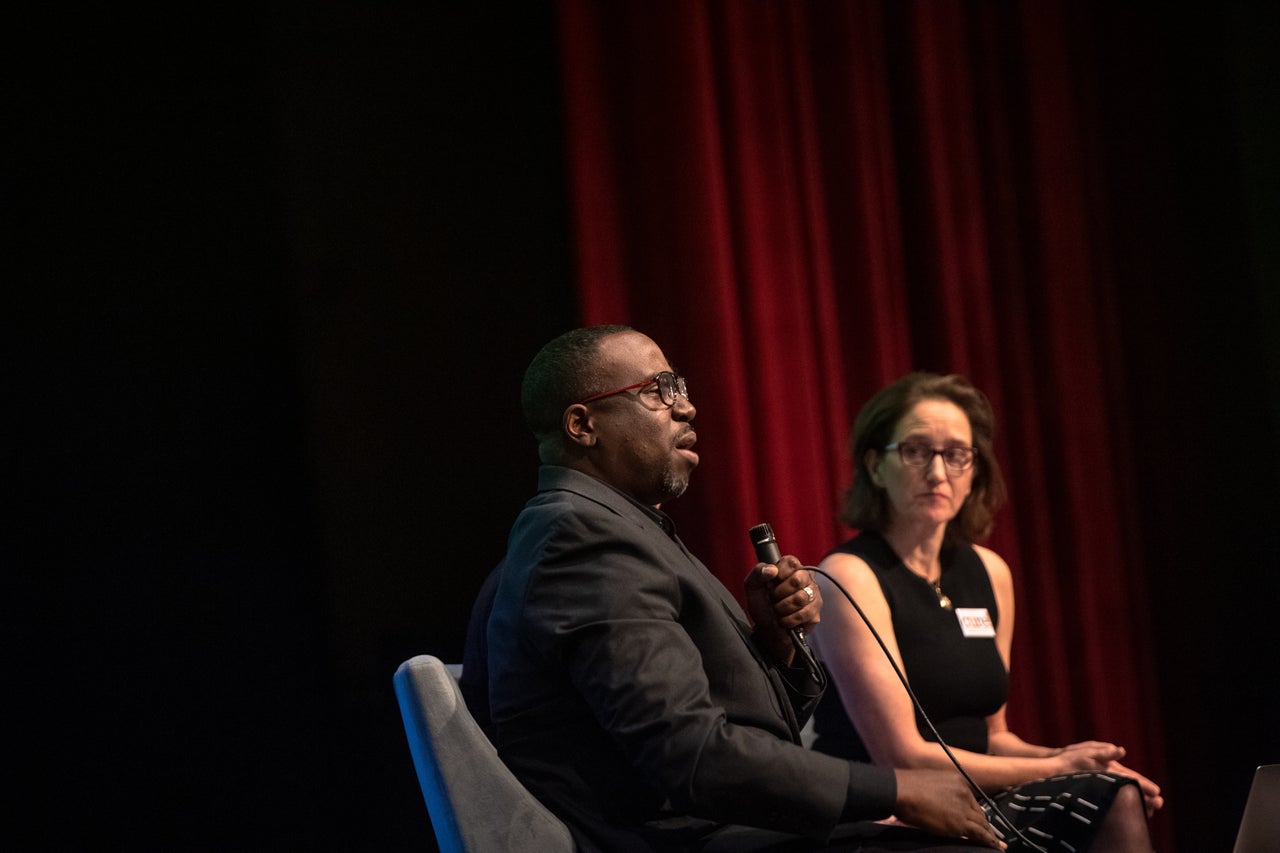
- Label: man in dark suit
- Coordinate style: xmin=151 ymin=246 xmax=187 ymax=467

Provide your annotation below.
xmin=487 ymin=326 xmax=1002 ymax=851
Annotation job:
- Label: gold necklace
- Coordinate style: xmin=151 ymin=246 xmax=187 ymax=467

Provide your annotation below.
xmin=931 ymin=578 xmax=953 ymax=610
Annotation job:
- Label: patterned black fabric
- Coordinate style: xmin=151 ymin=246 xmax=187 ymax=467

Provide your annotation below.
xmin=986 ymin=773 xmax=1140 ymax=852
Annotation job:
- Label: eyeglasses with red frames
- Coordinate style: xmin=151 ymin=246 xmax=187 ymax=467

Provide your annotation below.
xmin=576 ymin=371 xmax=689 ymax=408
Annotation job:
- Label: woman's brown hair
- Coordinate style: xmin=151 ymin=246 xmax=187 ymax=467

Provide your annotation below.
xmin=839 ymin=372 xmax=1007 ymax=544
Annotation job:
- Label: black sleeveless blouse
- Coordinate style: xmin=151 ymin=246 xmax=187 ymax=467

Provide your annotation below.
xmin=812 ymin=531 xmax=1009 ymax=760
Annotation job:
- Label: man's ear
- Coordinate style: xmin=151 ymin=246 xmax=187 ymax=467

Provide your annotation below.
xmin=563 ymin=403 xmax=597 ymax=447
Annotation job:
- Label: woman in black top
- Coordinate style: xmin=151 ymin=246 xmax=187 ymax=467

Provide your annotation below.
xmin=811 ymin=372 xmax=1162 ymax=852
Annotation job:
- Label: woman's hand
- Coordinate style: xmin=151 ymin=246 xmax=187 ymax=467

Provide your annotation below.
xmin=1053 ymin=743 xmax=1164 ymax=816
xmin=1105 ymin=761 xmax=1164 ymax=816
xmin=1051 ymin=741 xmax=1126 ymax=775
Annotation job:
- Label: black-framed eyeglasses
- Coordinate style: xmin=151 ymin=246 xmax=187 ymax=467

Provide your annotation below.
xmin=576 ymin=371 xmax=689 ymax=408
xmin=885 ymin=441 xmax=976 ymax=472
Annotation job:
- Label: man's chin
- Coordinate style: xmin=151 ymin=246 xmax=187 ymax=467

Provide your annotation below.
xmin=662 ymin=472 xmax=691 ymax=501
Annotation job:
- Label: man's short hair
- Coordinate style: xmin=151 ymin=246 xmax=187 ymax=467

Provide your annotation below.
xmin=521 ymin=325 xmax=633 ymax=450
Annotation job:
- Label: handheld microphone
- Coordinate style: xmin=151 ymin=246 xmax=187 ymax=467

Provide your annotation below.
xmin=748 ymin=522 xmax=819 ymax=674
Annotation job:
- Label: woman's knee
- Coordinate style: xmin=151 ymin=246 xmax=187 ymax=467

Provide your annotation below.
xmin=1113 ymin=781 xmax=1146 ymax=815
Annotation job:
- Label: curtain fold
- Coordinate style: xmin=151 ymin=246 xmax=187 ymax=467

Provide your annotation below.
xmin=556 ymin=0 xmax=1166 ymax=842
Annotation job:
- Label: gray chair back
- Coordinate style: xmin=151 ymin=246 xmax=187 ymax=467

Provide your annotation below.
xmin=393 ymin=654 xmax=574 ymax=852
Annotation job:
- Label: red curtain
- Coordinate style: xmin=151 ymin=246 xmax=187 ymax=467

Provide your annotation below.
xmin=557 ymin=0 xmax=1166 ymax=843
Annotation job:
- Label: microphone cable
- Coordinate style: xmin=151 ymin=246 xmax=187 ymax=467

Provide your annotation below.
xmin=805 ymin=564 xmax=1047 ymax=853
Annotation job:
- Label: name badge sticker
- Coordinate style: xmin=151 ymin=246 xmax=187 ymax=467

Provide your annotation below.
xmin=956 ymin=607 xmax=995 ymax=638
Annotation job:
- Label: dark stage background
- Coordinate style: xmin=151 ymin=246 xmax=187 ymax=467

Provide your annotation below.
xmin=11 ymin=3 xmax=1278 ymax=851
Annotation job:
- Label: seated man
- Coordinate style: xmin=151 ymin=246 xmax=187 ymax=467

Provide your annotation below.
xmin=487 ymin=326 xmax=1003 ymax=851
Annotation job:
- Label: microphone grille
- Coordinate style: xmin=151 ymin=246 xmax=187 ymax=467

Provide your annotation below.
xmin=748 ymin=522 xmax=775 ymax=545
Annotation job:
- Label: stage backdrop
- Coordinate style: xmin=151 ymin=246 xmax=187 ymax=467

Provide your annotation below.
xmin=557 ymin=0 xmax=1167 ymax=841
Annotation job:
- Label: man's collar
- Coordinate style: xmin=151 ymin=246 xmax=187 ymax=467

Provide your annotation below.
xmin=536 ymin=465 xmax=678 ymax=536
